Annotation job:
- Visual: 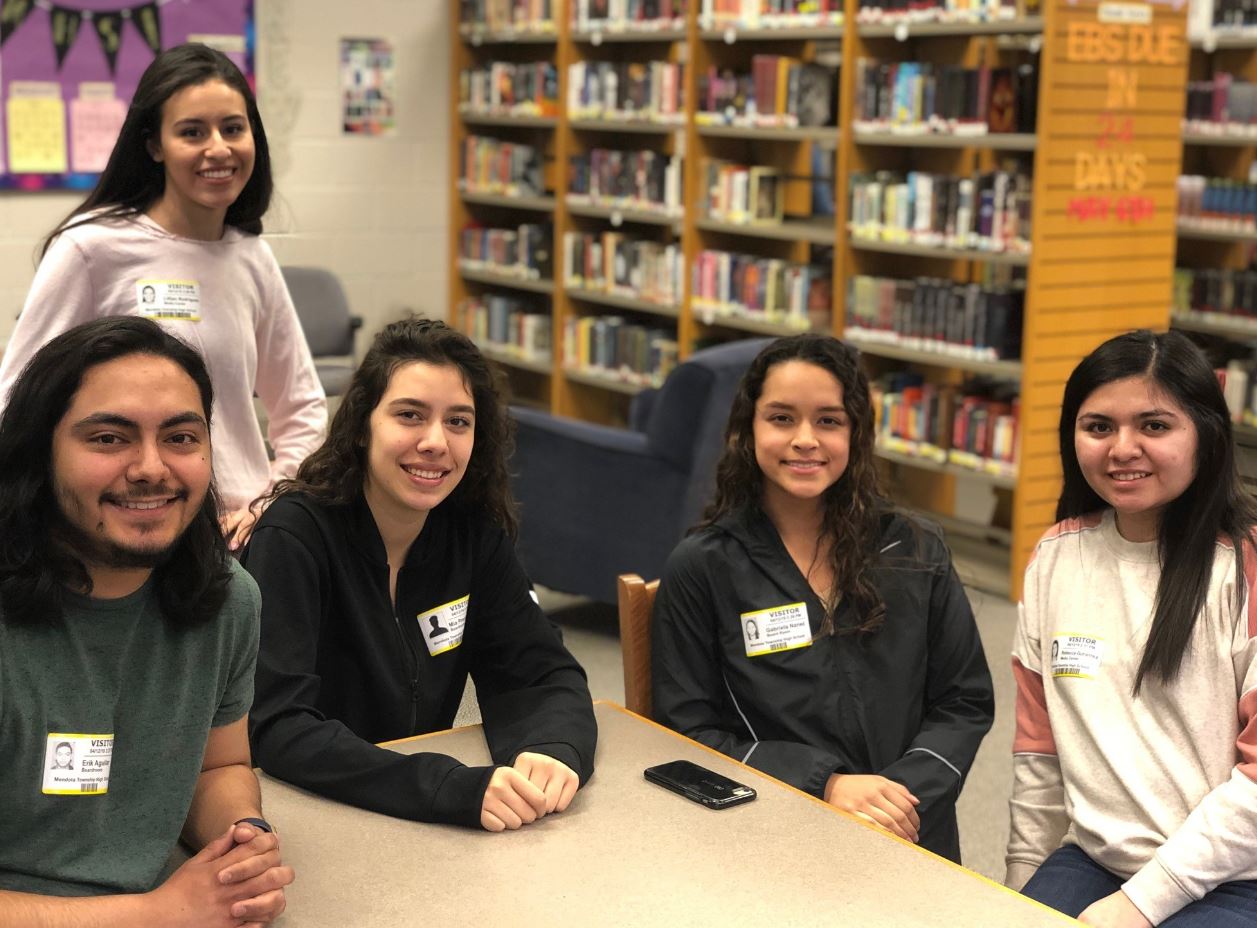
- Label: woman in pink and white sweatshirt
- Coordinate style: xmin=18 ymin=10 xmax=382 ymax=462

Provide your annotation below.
xmin=0 ymin=44 xmax=326 ymax=549
xmin=1007 ymin=329 xmax=1257 ymax=927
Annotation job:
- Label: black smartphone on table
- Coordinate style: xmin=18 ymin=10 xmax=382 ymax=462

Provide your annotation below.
xmin=644 ymin=759 xmax=757 ymax=809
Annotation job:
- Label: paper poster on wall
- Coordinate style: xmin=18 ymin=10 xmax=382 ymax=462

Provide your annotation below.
xmin=0 ymin=0 xmax=255 ymax=191
xmin=341 ymin=38 xmax=395 ymax=137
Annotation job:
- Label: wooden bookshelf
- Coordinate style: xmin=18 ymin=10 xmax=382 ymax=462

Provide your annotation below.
xmin=450 ymin=1 xmax=1192 ymax=597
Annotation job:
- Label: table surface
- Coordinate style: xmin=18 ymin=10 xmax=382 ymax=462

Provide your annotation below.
xmin=259 ymin=701 xmax=1076 ymax=927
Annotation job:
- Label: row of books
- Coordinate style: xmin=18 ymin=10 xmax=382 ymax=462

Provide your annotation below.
xmin=563 ymin=231 xmax=684 ymax=307
xmin=455 ymin=295 xmax=554 ymax=364
xmin=698 ymin=0 xmax=843 ymax=27
xmin=1177 ymin=175 xmax=1257 ymax=229
xmin=1184 ymin=75 xmax=1257 ymax=135
xmin=459 ymin=223 xmax=553 ymax=280
xmin=567 ymin=149 xmax=684 ymax=215
xmin=1221 ymin=358 xmax=1257 ymax=428
xmin=701 ymin=159 xmax=785 ymax=225
xmin=459 ymin=63 xmax=559 ymax=118
xmin=571 ymin=0 xmax=688 ymax=30
xmin=568 ymin=61 xmax=686 ymax=123
xmin=691 ymin=249 xmax=831 ymax=329
xmin=564 ymin=316 xmax=680 ymax=387
xmin=873 ymin=374 xmax=1019 ymax=476
xmin=696 ymin=58 xmax=837 ymax=128
xmin=848 ymin=169 xmax=1032 ymax=254
xmin=846 ymin=275 xmax=1024 ymax=362
xmin=853 ymin=60 xmax=1038 ymax=136
xmin=459 ymin=0 xmax=555 ymax=32
xmin=1188 ymin=0 xmax=1257 ymax=34
xmin=1173 ymin=267 xmax=1257 ymax=318
xmin=855 ymin=0 xmax=1034 ymax=24
xmin=458 ymin=135 xmax=545 ymax=198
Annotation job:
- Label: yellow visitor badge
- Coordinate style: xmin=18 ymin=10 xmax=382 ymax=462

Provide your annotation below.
xmin=418 ymin=595 xmax=469 ymax=656
xmin=740 ymin=602 xmax=812 ymax=658
xmin=42 ymin=732 xmax=113 ymax=795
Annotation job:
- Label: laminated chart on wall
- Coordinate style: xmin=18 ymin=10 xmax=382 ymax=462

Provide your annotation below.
xmin=0 ymin=0 xmax=255 ymax=190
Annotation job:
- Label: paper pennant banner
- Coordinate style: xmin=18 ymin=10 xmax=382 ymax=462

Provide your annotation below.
xmin=92 ymin=10 xmax=124 ymax=74
xmin=50 ymin=6 xmax=83 ymax=68
xmin=0 ymin=0 xmax=35 ymax=46
xmin=130 ymin=2 xmax=161 ymax=54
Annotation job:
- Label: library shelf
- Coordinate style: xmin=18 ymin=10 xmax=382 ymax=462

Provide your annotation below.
xmin=460 ymin=113 xmax=558 ymax=129
xmin=1189 ymin=31 xmax=1257 ymax=50
xmin=1175 ymin=219 xmax=1257 ymax=243
xmin=569 ymin=118 xmax=682 ymax=134
xmin=852 ymin=129 xmax=1038 ymax=150
xmin=475 ymin=341 xmax=552 ymax=375
xmin=857 ymin=16 xmax=1044 ymax=38
xmin=698 ymin=26 xmax=845 ymax=42
xmin=458 ymin=25 xmax=556 ymax=45
xmin=695 ymin=124 xmax=840 ymax=142
xmin=460 ymin=191 xmax=557 ymax=212
xmin=1171 ymin=311 xmax=1257 ymax=342
xmin=875 ymin=444 xmax=1018 ymax=490
xmin=693 ymin=309 xmax=813 ymax=337
xmin=1181 ymin=129 xmax=1257 ymax=147
xmin=570 ymin=28 xmax=687 ymax=43
xmin=458 ymin=264 xmax=555 ymax=295
xmin=696 ymin=215 xmax=837 ymax=245
xmin=564 ymin=367 xmax=652 ymax=395
xmin=1236 ymin=423 xmax=1257 ymax=449
xmin=903 ymin=504 xmax=1014 ymax=548
xmin=843 ymin=334 xmax=1023 ymax=380
xmin=565 ymin=287 xmax=681 ymax=318
xmin=847 ymin=234 xmax=1031 ymax=266
xmin=566 ymin=200 xmax=683 ymax=226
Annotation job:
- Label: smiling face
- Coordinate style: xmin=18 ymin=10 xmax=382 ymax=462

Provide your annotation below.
xmin=753 ymin=360 xmax=851 ymax=520
xmin=1074 ymin=374 xmax=1198 ymax=542
xmin=146 ymin=78 xmax=255 ymax=239
xmin=50 ymin=354 xmax=211 ymax=586
xmin=362 ymin=361 xmax=476 ymax=534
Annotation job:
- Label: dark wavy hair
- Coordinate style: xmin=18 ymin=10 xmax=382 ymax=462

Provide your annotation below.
xmin=262 ymin=317 xmax=519 ymax=537
xmin=703 ymin=335 xmax=888 ymax=634
xmin=1057 ymin=329 xmax=1257 ymax=693
xmin=0 ymin=317 xmax=232 ymax=626
xmin=42 ymin=42 xmax=272 ymax=255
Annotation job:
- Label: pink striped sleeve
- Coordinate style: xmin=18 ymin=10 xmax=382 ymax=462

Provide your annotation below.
xmin=1012 ymin=657 xmax=1056 ymax=755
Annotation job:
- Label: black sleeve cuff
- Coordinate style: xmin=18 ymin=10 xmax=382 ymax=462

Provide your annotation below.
xmin=428 ymin=763 xmax=499 ymax=828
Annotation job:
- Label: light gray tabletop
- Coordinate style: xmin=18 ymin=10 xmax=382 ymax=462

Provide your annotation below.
xmin=259 ymin=701 xmax=1076 ymax=927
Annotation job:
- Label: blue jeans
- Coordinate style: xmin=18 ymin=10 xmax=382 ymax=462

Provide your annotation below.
xmin=1022 ymin=845 xmax=1257 ymax=926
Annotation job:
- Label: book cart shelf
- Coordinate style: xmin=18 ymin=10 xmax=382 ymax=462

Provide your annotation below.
xmin=449 ymin=0 xmax=1190 ymax=600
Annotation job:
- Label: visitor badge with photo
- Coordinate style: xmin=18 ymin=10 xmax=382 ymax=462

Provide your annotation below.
xmin=42 ymin=732 xmax=113 ymax=796
xmin=740 ymin=602 xmax=812 ymax=658
xmin=417 ymin=595 xmax=469 ymax=657
xmin=1050 ymin=633 xmax=1105 ymax=679
xmin=135 ymin=279 xmax=201 ymax=321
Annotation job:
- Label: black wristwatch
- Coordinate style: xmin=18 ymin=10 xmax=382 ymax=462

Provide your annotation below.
xmin=233 ymin=816 xmax=274 ymax=834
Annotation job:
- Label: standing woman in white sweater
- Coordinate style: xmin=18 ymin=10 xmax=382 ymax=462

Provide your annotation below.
xmin=1007 ymin=329 xmax=1257 ymax=927
xmin=0 ymin=43 xmax=326 ymax=548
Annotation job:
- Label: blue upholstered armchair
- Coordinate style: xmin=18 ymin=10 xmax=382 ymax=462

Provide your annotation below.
xmin=509 ymin=338 xmax=771 ymax=603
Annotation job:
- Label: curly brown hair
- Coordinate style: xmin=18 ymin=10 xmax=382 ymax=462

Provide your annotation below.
xmin=702 ymin=334 xmax=888 ymax=634
xmin=261 ymin=316 xmax=518 ymax=537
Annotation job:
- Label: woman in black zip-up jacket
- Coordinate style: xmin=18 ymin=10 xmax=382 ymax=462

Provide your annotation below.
xmin=651 ymin=335 xmax=993 ymax=862
xmin=243 ymin=318 xmax=596 ymax=831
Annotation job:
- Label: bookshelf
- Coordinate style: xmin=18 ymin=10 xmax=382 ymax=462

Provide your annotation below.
xmin=450 ymin=0 xmax=1191 ymax=599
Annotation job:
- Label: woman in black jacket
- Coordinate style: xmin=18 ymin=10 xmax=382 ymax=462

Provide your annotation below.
xmin=651 ymin=334 xmax=993 ymax=862
xmin=244 ymin=317 xmax=596 ymax=831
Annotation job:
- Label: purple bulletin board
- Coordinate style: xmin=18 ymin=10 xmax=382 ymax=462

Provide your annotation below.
xmin=0 ymin=0 xmax=254 ymax=191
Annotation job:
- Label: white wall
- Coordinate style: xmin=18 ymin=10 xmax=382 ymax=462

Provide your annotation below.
xmin=0 ymin=0 xmax=449 ymax=345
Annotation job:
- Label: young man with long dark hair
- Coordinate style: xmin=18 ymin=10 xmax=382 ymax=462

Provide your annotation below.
xmin=0 ymin=318 xmax=292 ymax=926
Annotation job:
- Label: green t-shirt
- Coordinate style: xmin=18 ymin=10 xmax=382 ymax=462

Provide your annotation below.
xmin=0 ymin=561 xmax=259 ymax=896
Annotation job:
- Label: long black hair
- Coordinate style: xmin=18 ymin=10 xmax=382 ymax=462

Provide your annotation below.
xmin=42 ymin=42 xmax=272 ymax=255
xmin=1057 ymin=329 xmax=1257 ymax=693
xmin=703 ymin=334 xmax=888 ymax=634
xmin=261 ymin=317 xmax=519 ymax=538
xmin=0 ymin=317 xmax=232 ymax=626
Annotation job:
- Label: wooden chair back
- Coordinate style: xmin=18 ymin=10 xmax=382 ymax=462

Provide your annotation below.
xmin=616 ymin=573 xmax=659 ymax=718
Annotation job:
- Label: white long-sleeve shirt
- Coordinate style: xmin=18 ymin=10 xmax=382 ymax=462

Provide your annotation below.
xmin=1006 ymin=510 xmax=1257 ymax=924
xmin=0 ymin=213 xmax=327 ymax=511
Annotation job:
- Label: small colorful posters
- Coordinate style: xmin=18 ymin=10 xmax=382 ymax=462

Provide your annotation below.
xmin=6 ymin=81 xmax=66 ymax=173
xmin=341 ymin=38 xmax=395 ymax=136
xmin=69 ymin=82 xmax=125 ymax=173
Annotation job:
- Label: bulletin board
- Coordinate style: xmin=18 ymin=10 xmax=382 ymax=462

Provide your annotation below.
xmin=0 ymin=0 xmax=254 ymax=191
